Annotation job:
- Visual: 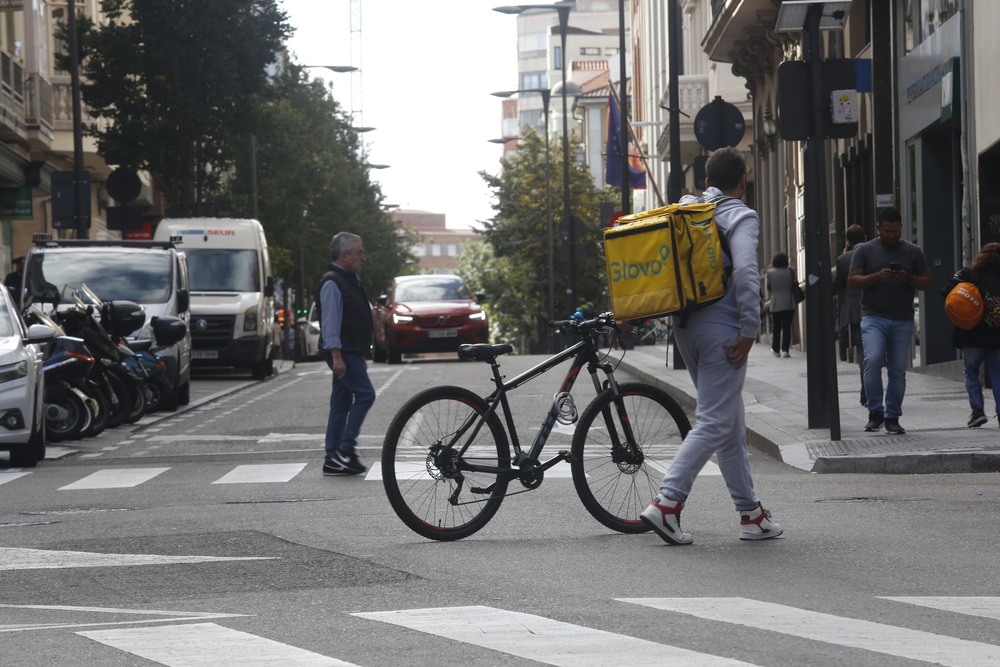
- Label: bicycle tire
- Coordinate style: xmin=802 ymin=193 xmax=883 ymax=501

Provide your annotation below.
xmin=382 ymin=385 xmax=511 ymax=541
xmin=570 ymin=382 xmax=691 ymax=533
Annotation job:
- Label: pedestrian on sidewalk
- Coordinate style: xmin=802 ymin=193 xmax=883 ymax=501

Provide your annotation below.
xmin=834 ymin=225 xmax=867 ymax=406
xmin=848 ymin=207 xmax=931 ymax=435
xmin=640 ymin=147 xmax=782 ymax=546
xmin=317 ymin=232 xmax=375 ymax=476
xmin=765 ymin=251 xmax=797 ymax=358
xmin=943 ymin=243 xmax=1000 ymax=428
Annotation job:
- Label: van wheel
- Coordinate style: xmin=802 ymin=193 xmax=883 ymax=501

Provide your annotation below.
xmin=251 ymin=356 xmax=273 ymax=380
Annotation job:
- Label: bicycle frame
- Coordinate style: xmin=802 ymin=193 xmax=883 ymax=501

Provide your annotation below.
xmin=447 ymin=324 xmax=624 ymax=484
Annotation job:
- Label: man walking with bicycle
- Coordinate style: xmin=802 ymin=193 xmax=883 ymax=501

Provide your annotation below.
xmin=640 ymin=147 xmax=783 ymax=545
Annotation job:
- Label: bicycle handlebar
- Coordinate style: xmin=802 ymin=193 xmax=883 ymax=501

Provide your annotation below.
xmin=548 ymin=311 xmax=617 ymax=334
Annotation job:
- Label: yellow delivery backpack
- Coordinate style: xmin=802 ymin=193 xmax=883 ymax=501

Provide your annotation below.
xmin=603 ymin=198 xmax=731 ymax=322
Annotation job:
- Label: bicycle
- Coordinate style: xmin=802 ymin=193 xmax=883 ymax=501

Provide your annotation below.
xmin=381 ymin=312 xmax=692 ymax=541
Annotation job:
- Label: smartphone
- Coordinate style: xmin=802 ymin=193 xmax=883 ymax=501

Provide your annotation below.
xmin=889 ymin=262 xmax=902 ymax=271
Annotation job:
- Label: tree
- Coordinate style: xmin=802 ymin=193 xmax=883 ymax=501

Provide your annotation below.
xmin=218 ymin=65 xmax=413 ymax=305
xmin=76 ymin=0 xmax=291 ymax=213
xmin=479 ymin=127 xmax=615 ymax=352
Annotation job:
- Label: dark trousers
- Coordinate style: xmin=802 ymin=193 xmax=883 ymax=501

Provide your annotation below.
xmin=771 ymin=310 xmax=794 ymax=353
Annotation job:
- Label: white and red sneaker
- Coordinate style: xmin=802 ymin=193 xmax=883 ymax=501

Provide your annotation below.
xmin=739 ymin=503 xmax=783 ymax=540
xmin=640 ymin=495 xmax=693 ymax=545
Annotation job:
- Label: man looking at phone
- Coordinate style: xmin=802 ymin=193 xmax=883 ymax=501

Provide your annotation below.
xmin=848 ymin=207 xmax=931 ymax=434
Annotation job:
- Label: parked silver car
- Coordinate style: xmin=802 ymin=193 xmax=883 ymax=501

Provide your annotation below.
xmin=0 ymin=285 xmax=55 ymax=467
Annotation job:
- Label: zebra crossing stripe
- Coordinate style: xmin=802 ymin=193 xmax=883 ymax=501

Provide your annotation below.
xmin=618 ymin=597 xmax=1000 ymax=666
xmin=881 ymin=596 xmax=1000 ymax=621
xmin=353 ymin=605 xmax=756 ymax=666
xmin=0 ymin=471 xmax=31 ymax=485
xmin=59 ymin=468 xmax=169 ymax=490
xmin=212 ymin=463 xmax=308 ymax=484
xmin=78 ymin=622 xmax=357 ymax=666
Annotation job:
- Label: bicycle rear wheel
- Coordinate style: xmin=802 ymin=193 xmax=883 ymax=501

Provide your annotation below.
xmin=570 ymin=382 xmax=691 ymax=533
xmin=382 ymin=386 xmax=511 ymax=541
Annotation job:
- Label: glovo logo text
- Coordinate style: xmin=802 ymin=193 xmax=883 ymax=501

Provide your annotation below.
xmin=609 ymin=244 xmax=671 ymax=283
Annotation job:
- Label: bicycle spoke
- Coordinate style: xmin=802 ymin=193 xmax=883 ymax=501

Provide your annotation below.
xmin=571 ymin=383 xmax=690 ymax=533
xmin=383 ymin=386 xmax=510 ymax=540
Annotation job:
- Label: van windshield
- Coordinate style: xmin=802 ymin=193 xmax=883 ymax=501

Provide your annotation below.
xmin=27 ymin=251 xmax=173 ymax=304
xmin=183 ymin=249 xmax=260 ymax=292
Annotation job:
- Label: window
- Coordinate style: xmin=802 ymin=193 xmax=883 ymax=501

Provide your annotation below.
xmin=580 ymin=47 xmax=601 ymax=56
xmin=605 ymin=47 xmax=619 ymax=55
xmin=904 ymin=0 xmax=960 ymax=53
xmin=519 ymin=109 xmax=543 ymax=130
xmin=520 ymin=71 xmax=547 ymax=90
xmin=554 ymin=45 xmax=562 ymax=70
xmin=518 ymin=32 xmax=546 ymax=55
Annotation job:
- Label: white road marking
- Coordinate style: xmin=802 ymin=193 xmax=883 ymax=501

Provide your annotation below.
xmin=213 ymin=463 xmax=307 ymax=484
xmin=59 ymin=467 xmax=169 ymax=490
xmin=353 ymin=605 xmax=756 ymax=666
xmin=0 ymin=471 xmax=31 ymax=485
xmin=881 ymin=596 xmax=1000 ymax=621
xmin=78 ymin=622 xmax=357 ymax=666
xmin=619 ymin=597 xmax=1000 ymax=666
xmin=0 ymin=604 xmax=245 ymax=633
xmin=0 ymin=547 xmax=276 ymax=571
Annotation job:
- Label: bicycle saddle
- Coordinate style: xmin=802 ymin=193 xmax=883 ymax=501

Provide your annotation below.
xmin=458 ymin=343 xmax=514 ymax=362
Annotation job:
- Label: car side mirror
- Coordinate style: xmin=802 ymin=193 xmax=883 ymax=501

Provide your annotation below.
xmin=476 ymin=292 xmax=487 ymax=303
xmin=264 ymin=275 xmax=275 ymax=297
xmin=377 ymin=294 xmax=388 ymax=306
xmin=177 ymin=288 xmax=190 ymax=313
xmin=25 ymin=323 xmax=56 ymax=344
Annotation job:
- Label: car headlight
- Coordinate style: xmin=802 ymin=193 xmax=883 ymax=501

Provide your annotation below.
xmin=392 ymin=313 xmax=413 ymax=324
xmin=470 ymin=311 xmax=487 ymax=321
xmin=0 ymin=360 xmax=28 ymax=384
xmin=244 ymin=306 xmax=259 ymax=332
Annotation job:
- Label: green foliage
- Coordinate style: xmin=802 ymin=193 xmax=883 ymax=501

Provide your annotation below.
xmin=77 ymin=0 xmax=292 ymax=212
xmin=218 ymin=65 xmax=413 ymax=303
xmin=478 ymin=127 xmax=615 ymax=351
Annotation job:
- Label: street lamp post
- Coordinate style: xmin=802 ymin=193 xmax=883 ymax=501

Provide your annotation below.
xmin=775 ymin=0 xmax=852 ymax=440
xmin=494 ymin=1 xmax=575 ymax=313
xmin=492 ymin=88 xmax=555 ymax=352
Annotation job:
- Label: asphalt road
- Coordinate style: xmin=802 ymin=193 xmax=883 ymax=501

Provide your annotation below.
xmin=2 ymin=355 xmax=998 ymax=666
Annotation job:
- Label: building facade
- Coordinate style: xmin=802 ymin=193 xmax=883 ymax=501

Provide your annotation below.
xmin=0 ymin=1 xmax=125 ymax=279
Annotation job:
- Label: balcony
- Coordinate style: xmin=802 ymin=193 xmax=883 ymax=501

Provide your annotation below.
xmin=702 ymin=0 xmax=779 ymax=64
xmin=657 ymin=74 xmax=709 ymax=166
xmin=0 ymin=48 xmax=25 ymax=142
xmin=24 ymin=73 xmax=54 ymax=149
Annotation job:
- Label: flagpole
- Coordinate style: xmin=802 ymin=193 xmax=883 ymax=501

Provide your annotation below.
xmin=609 ymin=84 xmax=663 ymax=205
xmin=617 ymin=0 xmax=630 ymax=216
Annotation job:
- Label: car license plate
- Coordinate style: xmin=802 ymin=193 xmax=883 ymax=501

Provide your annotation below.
xmin=428 ymin=329 xmax=458 ymax=339
xmin=192 ymin=350 xmax=219 ymax=359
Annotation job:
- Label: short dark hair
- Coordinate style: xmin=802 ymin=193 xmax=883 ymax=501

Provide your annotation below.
xmin=771 ymin=251 xmax=789 ymax=268
xmin=878 ymin=207 xmax=902 ymax=224
xmin=845 ymin=224 xmax=865 ymax=246
xmin=704 ymin=146 xmax=746 ymax=192
xmin=330 ymin=232 xmax=362 ymax=261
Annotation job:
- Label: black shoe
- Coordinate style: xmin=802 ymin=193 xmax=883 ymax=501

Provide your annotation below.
xmin=884 ymin=418 xmax=905 ymax=435
xmin=323 ymin=450 xmax=366 ymax=476
xmin=967 ymin=410 xmax=988 ymax=428
xmin=864 ymin=410 xmax=884 ymax=432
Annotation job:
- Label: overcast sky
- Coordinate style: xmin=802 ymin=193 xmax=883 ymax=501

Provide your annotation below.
xmin=280 ymin=0 xmax=520 ymax=229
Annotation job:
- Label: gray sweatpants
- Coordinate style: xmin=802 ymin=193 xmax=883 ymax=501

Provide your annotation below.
xmin=659 ymin=320 xmax=760 ymax=511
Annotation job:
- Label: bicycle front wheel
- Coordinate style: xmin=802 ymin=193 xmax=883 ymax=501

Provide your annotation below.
xmin=571 ymin=382 xmax=691 ymax=533
xmin=382 ymin=386 xmax=511 ymax=541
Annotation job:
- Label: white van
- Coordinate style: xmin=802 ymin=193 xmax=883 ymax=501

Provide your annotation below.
xmin=153 ymin=218 xmax=277 ymax=379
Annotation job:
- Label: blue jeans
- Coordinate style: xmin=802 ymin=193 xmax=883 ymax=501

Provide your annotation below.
xmin=325 ymin=353 xmax=376 ymax=460
xmin=962 ymin=347 xmax=1000 ymax=414
xmin=861 ymin=315 xmax=912 ymax=419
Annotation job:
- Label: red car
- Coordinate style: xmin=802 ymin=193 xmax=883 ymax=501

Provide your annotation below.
xmin=372 ymin=275 xmax=488 ymax=363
